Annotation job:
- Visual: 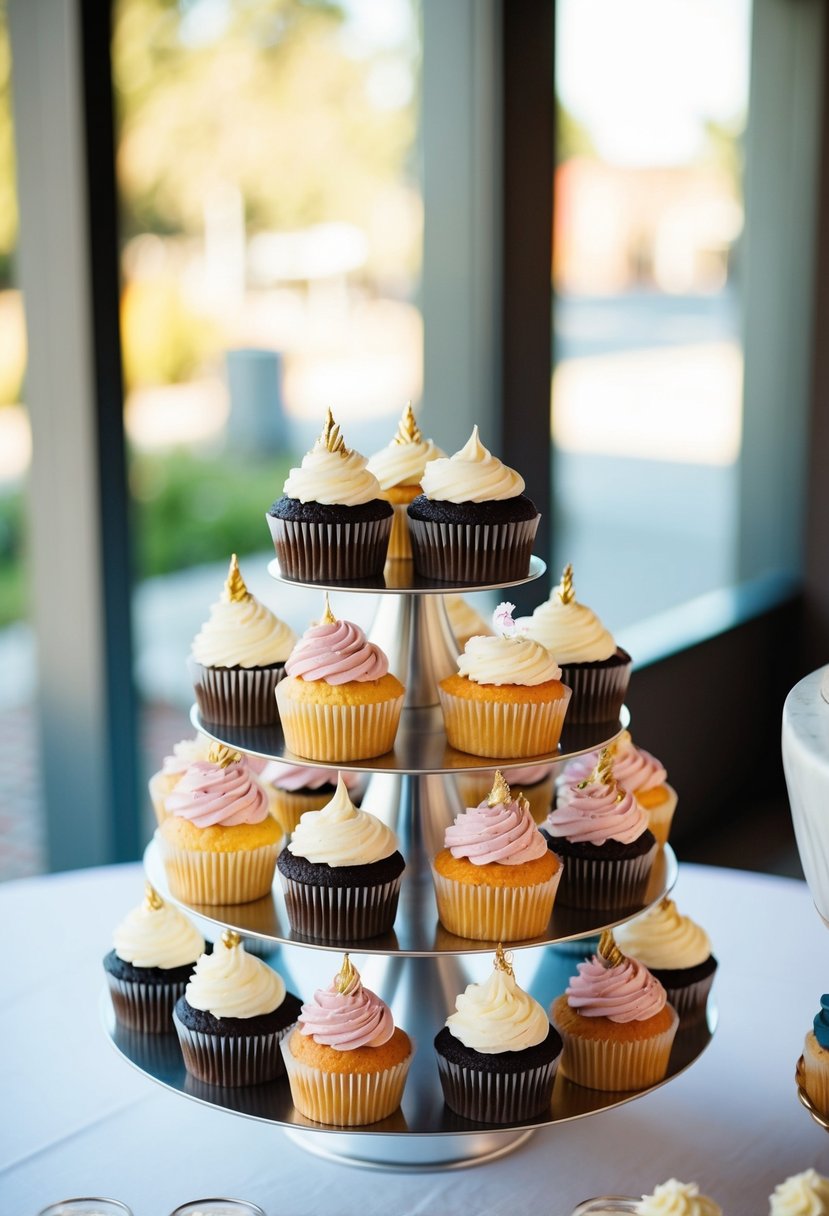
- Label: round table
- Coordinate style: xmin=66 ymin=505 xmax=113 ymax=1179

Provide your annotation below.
xmin=1 ymin=863 xmax=826 ymax=1215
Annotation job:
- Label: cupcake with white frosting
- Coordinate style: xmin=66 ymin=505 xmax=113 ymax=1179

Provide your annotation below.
xmin=173 ymin=929 xmax=301 ymax=1086
xmin=149 ymin=734 xmax=274 ymax=827
xmin=103 ymin=884 xmax=205 ymax=1033
xmin=519 ymin=563 xmax=631 ymax=723
xmin=558 ymin=731 xmax=677 ymax=845
xmin=188 ymin=553 xmax=297 ymax=726
xmin=267 ymin=409 xmax=393 ymax=580
xmin=267 ymin=762 xmax=363 ymax=836
xmin=615 ymin=897 xmax=717 ymax=1021
xmin=367 ymin=403 xmax=443 ymax=559
xmin=769 ymin=1169 xmax=829 ymax=1215
xmin=277 ymin=775 xmax=405 ymax=941
xmin=438 ymin=602 xmax=571 ymax=758
xmin=635 ymin=1180 xmax=721 ymax=1215
xmin=434 ymin=945 xmax=562 ymax=1122
xmin=407 ymin=426 xmax=539 ymax=583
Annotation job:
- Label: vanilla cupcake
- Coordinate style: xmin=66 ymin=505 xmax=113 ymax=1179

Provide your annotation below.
xmin=435 ymin=945 xmax=562 ymax=1122
xmin=407 ymin=426 xmax=539 ymax=583
xmin=277 ymin=775 xmax=405 ymax=940
xmin=769 ymin=1170 xmax=829 ymax=1215
xmin=267 ymin=409 xmax=392 ymax=580
xmin=103 ymin=884 xmax=204 ymax=1032
xmin=276 ymin=596 xmax=404 ymax=762
xmin=188 ymin=553 xmax=297 ymax=726
xmin=519 ymin=564 xmax=631 ymax=723
xmin=615 ymin=897 xmax=717 ymax=1021
xmin=438 ymin=602 xmax=571 ymax=758
xmin=558 ymin=731 xmax=677 ymax=845
xmin=803 ymin=996 xmax=829 ymax=1118
xmin=367 ymin=403 xmax=443 ymax=559
xmin=445 ymin=593 xmax=494 ymax=651
xmin=456 ymin=764 xmax=555 ymax=825
xmin=173 ymin=930 xmax=301 ymax=1086
xmin=634 ymin=1181 xmax=721 ymax=1215
xmin=281 ymin=954 xmax=412 ymax=1125
xmin=149 ymin=735 xmax=274 ymax=827
xmin=267 ymin=762 xmax=363 ymax=836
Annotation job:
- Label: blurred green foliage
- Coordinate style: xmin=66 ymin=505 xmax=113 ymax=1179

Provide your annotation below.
xmin=0 ymin=489 xmax=25 ymax=625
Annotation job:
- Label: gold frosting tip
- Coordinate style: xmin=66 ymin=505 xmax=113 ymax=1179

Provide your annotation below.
xmin=222 ymin=929 xmax=242 ymax=950
xmin=316 ymin=407 xmax=349 ymax=456
xmin=144 ymin=882 xmax=163 ymax=911
xmin=207 ymin=741 xmax=242 ymax=768
xmin=335 ymin=953 xmax=359 ymax=994
xmin=320 ymin=592 xmax=337 ymax=626
xmin=594 ymin=747 xmax=616 ymax=786
xmin=556 ymin=563 xmax=575 ymax=605
xmin=392 ymin=401 xmax=422 ymax=446
xmin=494 ymin=943 xmax=515 ymax=978
xmin=487 ymin=771 xmax=512 ymax=806
xmin=598 ymin=929 xmax=624 ymax=968
xmin=223 ymin=553 xmax=251 ymax=604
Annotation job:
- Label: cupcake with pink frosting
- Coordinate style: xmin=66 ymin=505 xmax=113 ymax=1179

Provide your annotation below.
xmin=551 ymin=929 xmax=679 ymax=1091
xmin=557 ymin=731 xmax=677 ymax=845
xmin=149 ymin=733 xmax=273 ymax=827
xmin=432 ymin=770 xmax=563 ymax=941
xmin=455 ymin=763 xmax=555 ymax=826
xmin=542 ymin=747 xmax=657 ymax=911
xmin=281 ymin=953 xmax=412 ymax=1125
xmin=266 ymin=762 xmax=364 ymax=836
xmin=157 ymin=741 xmax=282 ymax=905
xmin=275 ymin=595 xmax=404 ymax=762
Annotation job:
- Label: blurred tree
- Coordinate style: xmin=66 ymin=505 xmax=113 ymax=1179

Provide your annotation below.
xmin=556 ymin=100 xmax=595 ymax=164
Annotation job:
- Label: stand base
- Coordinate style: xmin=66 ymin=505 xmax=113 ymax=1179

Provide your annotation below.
xmin=282 ymin=1126 xmax=536 ymax=1172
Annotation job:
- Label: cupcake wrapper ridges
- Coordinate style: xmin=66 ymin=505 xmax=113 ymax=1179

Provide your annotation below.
xmin=556 ymin=1009 xmax=678 ymax=1091
xmin=556 ymin=660 xmax=631 ymax=724
xmin=266 ymin=514 xmax=392 ymax=581
xmin=173 ymin=1009 xmax=293 ymax=1086
xmin=157 ymin=832 xmax=280 ymax=906
xmin=408 ymin=516 xmax=539 ymax=583
xmin=106 ymin=974 xmax=187 ymax=1034
xmin=804 ymin=1034 xmax=829 ymax=1115
xmin=662 ymin=972 xmax=716 ymax=1022
xmin=554 ymin=842 xmax=658 ymax=912
xmin=637 ymin=785 xmax=678 ymax=847
xmin=279 ymin=873 xmax=403 ymax=941
xmin=436 ymin=1053 xmax=559 ymax=1123
xmin=438 ymin=687 xmax=571 ymax=759
xmin=275 ymin=689 xmax=404 ymax=763
xmin=281 ymin=1041 xmax=411 ymax=1125
xmin=431 ymin=865 xmax=562 ymax=942
xmin=188 ymin=658 xmax=287 ymax=727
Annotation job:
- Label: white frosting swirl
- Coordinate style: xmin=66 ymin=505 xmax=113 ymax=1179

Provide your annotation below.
xmin=770 ymin=1170 xmax=829 ymax=1216
xmin=518 ymin=595 xmax=617 ymax=663
xmin=420 ymin=426 xmax=525 ymax=503
xmin=113 ymin=898 xmax=204 ymax=970
xmin=161 ymin=735 xmax=211 ymax=776
xmin=616 ymin=898 xmax=712 ymax=971
xmin=445 ymin=595 xmax=493 ymax=644
xmin=446 ymin=965 xmax=550 ymax=1053
xmin=458 ymin=634 xmax=561 ymax=686
xmin=367 ymin=437 xmax=443 ymax=489
xmin=184 ymin=937 xmax=286 ymax=1019
xmin=282 ymin=440 xmax=382 ymax=506
xmin=191 ymin=595 xmax=297 ymax=668
xmin=636 ymin=1181 xmax=721 ymax=1216
xmin=288 ymin=775 xmax=399 ymax=866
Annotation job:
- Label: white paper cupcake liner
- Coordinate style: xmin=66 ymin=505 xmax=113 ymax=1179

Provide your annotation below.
xmin=156 ymin=831 xmax=279 ymax=906
xmin=188 ymin=658 xmax=287 ymax=727
xmin=281 ymin=1039 xmax=412 ymax=1125
xmin=455 ymin=772 xmax=555 ymax=824
xmin=636 ymin=784 xmax=678 ymax=846
xmin=275 ymin=686 xmax=404 ymax=762
xmin=554 ymin=841 xmax=657 ymax=911
xmin=436 ymin=1053 xmax=559 ymax=1123
xmin=173 ymin=1008 xmax=294 ymax=1087
xmin=804 ymin=1033 xmax=829 ymax=1115
xmin=408 ymin=515 xmax=539 ymax=583
xmin=554 ymin=1008 xmax=678 ymax=1091
xmin=279 ymin=873 xmax=403 ymax=941
xmin=431 ymin=865 xmax=562 ymax=941
xmin=266 ymin=513 xmax=392 ymax=581
xmin=556 ymin=659 xmax=631 ymax=724
xmin=438 ymin=686 xmax=571 ymax=759
xmin=106 ymin=973 xmax=187 ymax=1034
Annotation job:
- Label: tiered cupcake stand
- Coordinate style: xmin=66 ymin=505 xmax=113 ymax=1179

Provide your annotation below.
xmin=105 ymin=557 xmax=715 ymax=1170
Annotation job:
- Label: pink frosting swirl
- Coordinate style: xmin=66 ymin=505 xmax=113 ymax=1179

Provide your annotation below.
xmin=565 ymin=953 xmax=668 ymax=1023
xmin=266 ymin=762 xmax=362 ymax=792
xmin=298 ymin=977 xmax=394 ymax=1050
xmin=560 ymin=738 xmax=666 ymax=797
xmin=445 ymin=796 xmax=548 ymax=865
xmin=165 ymin=759 xmax=270 ymax=828
xmin=285 ymin=619 xmax=389 ymax=684
xmin=498 ymin=763 xmax=554 ymax=787
xmin=545 ymin=779 xmax=649 ymax=845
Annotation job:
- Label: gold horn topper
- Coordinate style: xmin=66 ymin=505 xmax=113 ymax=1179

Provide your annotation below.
xmin=597 ymin=929 xmax=624 ymax=968
xmin=222 ymin=929 xmax=242 ymax=949
xmin=493 ymin=943 xmax=515 ymax=978
xmin=223 ymin=553 xmax=251 ymax=604
xmin=576 ymin=744 xmax=616 ymax=790
xmin=143 ymin=882 xmax=163 ymax=912
xmin=335 ymin=953 xmax=360 ymax=995
xmin=392 ymin=402 xmax=422 ymax=446
xmin=316 ymin=408 xmax=350 ymax=456
xmin=487 ymin=770 xmax=512 ymax=806
xmin=319 ymin=592 xmax=337 ymax=626
xmin=556 ymin=563 xmax=575 ymax=605
xmin=207 ymin=741 xmax=242 ymax=768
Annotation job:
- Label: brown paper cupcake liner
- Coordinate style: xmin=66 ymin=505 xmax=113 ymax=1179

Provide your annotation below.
xmin=408 ymin=516 xmax=539 ymax=583
xmin=438 ymin=686 xmax=571 ymax=758
xmin=173 ymin=1009 xmax=293 ymax=1086
xmin=188 ymin=658 xmax=286 ymax=727
xmin=281 ymin=1040 xmax=412 ymax=1125
xmin=804 ymin=1034 xmax=829 ymax=1115
xmin=637 ymin=785 xmax=678 ymax=847
xmin=431 ymin=865 xmax=562 ymax=941
xmin=556 ymin=659 xmax=631 ymax=724
xmin=106 ymin=974 xmax=186 ymax=1034
xmin=266 ymin=513 xmax=392 ymax=581
xmin=275 ymin=689 xmax=404 ymax=763
xmin=157 ymin=832 xmax=279 ymax=906
xmin=279 ymin=873 xmax=403 ymax=941
xmin=555 ymin=1009 xmax=678 ymax=1091
xmin=455 ymin=772 xmax=555 ymax=824
xmin=436 ymin=1054 xmax=559 ymax=1123
xmin=662 ymin=971 xmax=716 ymax=1022
xmin=554 ymin=842 xmax=658 ymax=911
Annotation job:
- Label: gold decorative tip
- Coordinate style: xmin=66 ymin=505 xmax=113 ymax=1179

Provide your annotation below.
xmin=320 ymin=592 xmax=337 ymax=626
xmin=487 ymin=770 xmax=512 ymax=806
xmin=516 ymin=792 xmax=531 ymax=817
xmin=598 ymin=929 xmax=624 ymax=968
xmin=556 ymin=563 xmax=575 ymax=605
xmin=316 ymin=407 xmax=349 ymax=456
xmin=207 ymin=742 xmax=242 ymax=768
xmin=222 ymin=930 xmax=242 ymax=950
xmin=494 ymin=943 xmax=515 ymax=978
xmin=144 ymin=882 xmax=163 ymax=911
xmin=594 ymin=747 xmax=616 ymax=786
xmin=223 ymin=553 xmax=251 ymax=604
xmin=335 ymin=953 xmax=360 ymax=995
xmin=392 ymin=401 xmax=422 ymax=446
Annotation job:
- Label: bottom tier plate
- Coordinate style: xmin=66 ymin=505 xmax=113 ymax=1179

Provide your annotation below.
xmin=796 ymin=1055 xmax=829 ymax=1132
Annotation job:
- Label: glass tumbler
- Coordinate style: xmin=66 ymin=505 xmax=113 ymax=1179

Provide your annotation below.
xmin=168 ymin=1202 xmax=267 ymax=1216
xmin=571 ymin=1201 xmax=640 ymax=1215
xmin=38 ymin=1202 xmax=134 ymax=1216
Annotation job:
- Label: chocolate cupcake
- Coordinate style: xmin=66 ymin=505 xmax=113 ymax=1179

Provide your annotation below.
xmin=173 ymin=930 xmax=301 ymax=1087
xmin=277 ymin=775 xmax=405 ymax=940
xmin=616 ymin=897 xmax=717 ymax=1021
xmin=267 ymin=410 xmax=392 ymax=581
xmin=407 ymin=426 xmax=539 ymax=583
xmin=435 ymin=945 xmax=562 ymax=1122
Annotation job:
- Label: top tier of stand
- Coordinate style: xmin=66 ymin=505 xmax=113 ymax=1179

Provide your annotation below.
xmin=267 ymin=555 xmax=547 ymax=595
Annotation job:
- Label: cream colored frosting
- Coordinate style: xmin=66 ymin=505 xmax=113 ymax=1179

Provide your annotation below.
xmin=769 ymin=1169 xmax=829 ymax=1215
xmin=282 ymin=426 xmax=382 ymax=505
xmin=420 ymin=426 xmax=524 ymax=503
xmin=457 ymin=634 xmax=561 ymax=687
xmin=446 ymin=961 xmax=549 ymax=1054
xmin=616 ymin=898 xmax=712 ymax=971
xmin=113 ymin=897 xmax=204 ymax=970
xmin=287 ymin=774 xmax=399 ymax=866
xmin=445 ymin=595 xmax=493 ymax=644
xmin=191 ymin=590 xmax=297 ymax=669
xmin=635 ymin=1181 xmax=721 ymax=1216
xmin=518 ymin=595 xmax=617 ymax=663
xmin=367 ymin=428 xmax=443 ymax=489
xmin=184 ymin=936 xmax=286 ymax=1019
xmin=161 ymin=735 xmax=211 ymax=776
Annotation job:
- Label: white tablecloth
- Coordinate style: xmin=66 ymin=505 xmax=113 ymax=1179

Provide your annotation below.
xmin=2 ymin=863 xmax=827 ymax=1216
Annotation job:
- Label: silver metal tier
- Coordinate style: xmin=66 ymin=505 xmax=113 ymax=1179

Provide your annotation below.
xmin=267 ymin=555 xmax=546 ymax=596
